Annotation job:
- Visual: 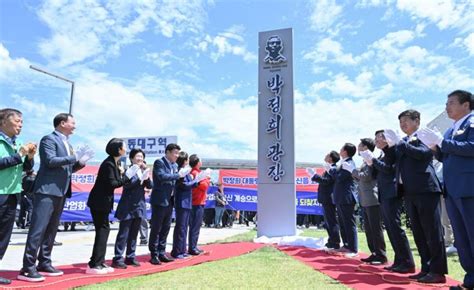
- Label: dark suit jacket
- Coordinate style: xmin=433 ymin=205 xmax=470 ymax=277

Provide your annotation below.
xmin=435 ymin=113 xmax=474 ymax=198
xmin=34 ymin=131 xmax=84 ymax=198
xmin=150 ymin=157 xmax=179 ymax=207
xmin=333 ymin=158 xmax=358 ymax=205
xmin=115 ymin=175 xmax=152 ymax=220
xmin=174 ymin=173 xmax=194 ymax=209
xmin=395 ymin=135 xmax=442 ymax=195
xmin=372 ymin=146 xmax=398 ymax=200
xmin=87 ymin=156 xmax=128 ymax=213
xmin=311 ymin=165 xmax=337 ymax=205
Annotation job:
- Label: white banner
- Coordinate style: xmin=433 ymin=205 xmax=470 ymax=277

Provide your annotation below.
xmin=121 ymin=136 xmax=178 ymax=158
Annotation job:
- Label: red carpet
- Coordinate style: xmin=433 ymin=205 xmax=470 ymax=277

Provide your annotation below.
xmin=0 ymin=242 xmax=264 ymax=290
xmin=278 ymin=245 xmax=460 ymax=290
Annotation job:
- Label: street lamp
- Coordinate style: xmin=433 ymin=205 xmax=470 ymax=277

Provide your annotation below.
xmin=29 ymin=65 xmax=75 ymax=114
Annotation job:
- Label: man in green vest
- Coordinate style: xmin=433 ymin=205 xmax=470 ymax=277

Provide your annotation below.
xmin=0 ymin=108 xmax=35 ymax=285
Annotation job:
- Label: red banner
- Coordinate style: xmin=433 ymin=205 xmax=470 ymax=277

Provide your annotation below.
xmin=219 ymin=167 xmax=324 ymax=192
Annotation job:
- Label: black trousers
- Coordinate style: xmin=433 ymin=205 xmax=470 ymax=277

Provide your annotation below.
xmin=114 ymin=217 xmax=141 ymax=262
xmin=362 ymin=205 xmax=386 ymax=258
xmin=22 ymin=194 xmax=65 ymax=271
xmin=380 ymin=197 xmax=414 ymax=268
xmin=321 ymin=202 xmax=341 ymax=247
xmin=19 ymin=195 xmax=33 ymax=228
xmin=149 ymin=204 xmax=173 ymax=257
xmin=188 ymin=205 xmax=204 ymax=252
xmin=171 ymin=208 xmax=191 ymax=256
xmin=405 ymin=194 xmax=447 ymax=274
xmin=89 ymin=210 xmax=110 ymax=268
xmin=0 ymin=194 xmax=18 ymax=260
xmin=337 ymin=203 xmax=358 ymax=252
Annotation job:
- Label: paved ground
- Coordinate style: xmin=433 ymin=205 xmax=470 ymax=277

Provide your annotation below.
xmin=2 ymin=223 xmax=253 ymax=271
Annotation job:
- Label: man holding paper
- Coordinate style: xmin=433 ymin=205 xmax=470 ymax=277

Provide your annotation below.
xmin=333 ymin=143 xmax=358 ymax=258
xmin=19 ymin=113 xmax=91 ymax=282
xmin=188 ymin=154 xmax=211 ymax=255
xmin=383 ymin=110 xmax=447 ymax=283
xmin=307 ymin=151 xmax=342 ymax=250
xmin=417 ymin=90 xmax=474 ymax=290
xmin=149 ymin=143 xmax=189 ymax=265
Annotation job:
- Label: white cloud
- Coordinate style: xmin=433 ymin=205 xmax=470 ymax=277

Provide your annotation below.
xmin=0 ymin=43 xmax=31 ymax=83
xmin=463 ymin=32 xmax=474 ymax=55
xmin=367 ymin=30 xmax=473 ymax=92
xmin=396 ymin=0 xmax=474 ymax=33
xmin=143 ymin=50 xmax=174 ymax=68
xmin=62 ymin=70 xmax=258 ymax=160
xmin=356 ymin=0 xmax=394 ymax=7
xmin=0 ymin=43 xmax=72 ymax=91
xmin=304 ymin=37 xmax=359 ymax=66
xmin=196 ymin=25 xmax=257 ymax=63
xmin=37 ymin=0 xmax=209 ymax=67
xmin=308 ymin=0 xmax=343 ymax=32
xmin=309 ymin=71 xmax=394 ymax=99
xmin=295 ymin=92 xmax=442 ymax=162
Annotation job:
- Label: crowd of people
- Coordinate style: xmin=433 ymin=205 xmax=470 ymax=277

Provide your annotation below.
xmin=0 ymin=111 xmax=214 ymax=284
xmin=0 ymin=89 xmax=472 ymax=290
xmin=307 ymin=90 xmax=473 ymax=289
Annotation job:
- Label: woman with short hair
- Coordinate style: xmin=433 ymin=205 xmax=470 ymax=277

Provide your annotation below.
xmin=86 ymin=138 xmax=128 ymax=274
xmin=112 ymin=148 xmax=152 ymax=268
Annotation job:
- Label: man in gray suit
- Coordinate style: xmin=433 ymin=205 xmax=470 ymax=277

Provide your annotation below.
xmin=18 ymin=113 xmax=92 ymax=282
xmin=353 ymin=138 xmax=387 ymax=265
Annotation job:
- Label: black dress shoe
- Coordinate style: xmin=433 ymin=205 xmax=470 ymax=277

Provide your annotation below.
xmin=0 ymin=277 xmax=11 ymax=285
xmin=188 ymin=250 xmax=201 ymax=256
xmin=408 ymin=271 xmax=427 ymax=280
xmin=150 ymin=256 xmax=161 ymax=265
xmin=391 ymin=265 xmax=416 ymax=274
xmin=450 ymin=284 xmax=474 ymax=290
xmin=417 ymin=273 xmax=446 ymax=284
xmin=370 ymin=256 xmax=388 ymax=265
xmin=37 ymin=265 xmax=64 ymax=276
xmin=53 ymin=240 xmax=63 ymax=246
xmin=125 ymin=259 xmax=141 ymax=267
xmin=158 ymin=255 xmax=175 ymax=263
xmin=360 ymin=254 xmax=375 ymax=263
xmin=383 ymin=264 xmax=397 ymax=271
xmin=111 ymin=261 xmax=127 ymax=269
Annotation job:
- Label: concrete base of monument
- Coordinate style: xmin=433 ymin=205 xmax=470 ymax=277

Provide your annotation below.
xmin=254 ymin=232 xmax=326 ymax=249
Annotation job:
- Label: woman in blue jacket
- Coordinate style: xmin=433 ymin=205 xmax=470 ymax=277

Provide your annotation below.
xmin=112 ymin=148 xmax=152 ymax=268
xmin=170 ymin=151 xmax=194 ymax=259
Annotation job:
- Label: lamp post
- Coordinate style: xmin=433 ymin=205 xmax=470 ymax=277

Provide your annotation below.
xmin=29 ymin=65 xmax=75 ymax=114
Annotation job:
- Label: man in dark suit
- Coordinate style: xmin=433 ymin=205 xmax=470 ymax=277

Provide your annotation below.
xmin=333 ymin=143 xmax=358 ymax=257
xmin=310 ymin=151 xmax=342 ymax=250
xmin=18 ymin=113 xmax=88 ymax=282
xmin=418 ymin=90 xmax=474 ymax=290
xmin=0 ymin=108 xmax=35 ymax=285
xmin=384 ymin=109 xmax=447 ymax=284
xmin=367 ymin=130 xmax=414 ymax=271
xmin=148 ymin=143 xmax=187 ymax=265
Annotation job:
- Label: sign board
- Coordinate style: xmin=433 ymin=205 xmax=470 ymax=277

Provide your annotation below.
xmin=257 ymin=28 xmax=296 ymax=237
xmin=121 ymin=136 xmax=177 ymax=159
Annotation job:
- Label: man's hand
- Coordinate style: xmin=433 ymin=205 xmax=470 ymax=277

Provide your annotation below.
xmin=418 ymin=127 xmax=443 ymax=148
xmin=384 ymin=129 xmax=401 ymax=147
xmin=342 ymin=161 xmax=355 ymax=173
xmin=125 ymin=164 xmax=140 ymax=178
xmin=360 ymin=150 xmax=374 ymax=165
xmin=178 ymin=166 xmax=191 ymax=178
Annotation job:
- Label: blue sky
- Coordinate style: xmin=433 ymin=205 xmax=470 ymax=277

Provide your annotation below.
xmin=1 ymin=0 xmax=473 ymax=164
